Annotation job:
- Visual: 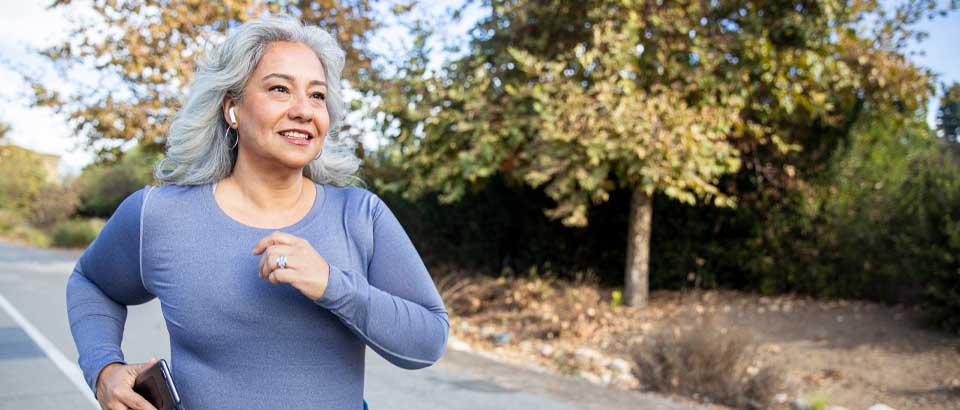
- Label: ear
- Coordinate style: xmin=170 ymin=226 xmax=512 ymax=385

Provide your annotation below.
xmin=223 ymin=98 xmax=236 ymax=127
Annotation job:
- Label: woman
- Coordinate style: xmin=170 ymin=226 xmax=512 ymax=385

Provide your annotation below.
xmin=66 ymin=16 xmax=449 ymax=410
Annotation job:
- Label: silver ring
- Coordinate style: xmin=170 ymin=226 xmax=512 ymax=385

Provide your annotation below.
xmin=276 ymin=255 xmax=287 ymax=270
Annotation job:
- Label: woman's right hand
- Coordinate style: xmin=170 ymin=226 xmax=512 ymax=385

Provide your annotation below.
xmin=95 ymin=358 xmax=159 ymax=410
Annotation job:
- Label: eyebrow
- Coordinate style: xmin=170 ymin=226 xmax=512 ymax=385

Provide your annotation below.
xmin=261 ymin=73 xmax=327 ymax=88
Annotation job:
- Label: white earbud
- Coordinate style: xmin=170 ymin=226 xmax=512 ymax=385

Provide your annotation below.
xmin=228 ymin=107 xmax=236 ymax=124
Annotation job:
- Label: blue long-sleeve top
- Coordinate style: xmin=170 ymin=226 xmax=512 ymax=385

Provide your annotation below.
xmin=66 ymin=182 xmax=449 ymax=410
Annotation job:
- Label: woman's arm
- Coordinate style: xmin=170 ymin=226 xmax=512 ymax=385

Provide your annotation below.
xmin=314 ymin=194 xmax=449 ymax=369
xmin=66 ymin=187 xmax=155 ymax=393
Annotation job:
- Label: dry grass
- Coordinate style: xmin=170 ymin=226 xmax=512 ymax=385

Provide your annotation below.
xmin=631 ymin=318 xmax=782 ymax=410
xmin=434 ymin=266 xmax=610 ymax=341
xmin=433 ymin=270 xmax=960 ymax=409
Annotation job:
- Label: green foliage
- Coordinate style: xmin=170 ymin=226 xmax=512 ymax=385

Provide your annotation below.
xmin=915 ymin=153 xmax=960 ymax=332
xmin=378 ymin=1 xmax=751 ymax=226
xmin=375 ymin=0 xmax=951 ymax=224
xmin=661 ymin=110 xmax=960 ymax=309
xmin=0 ymin=122 xmax=84 ymax=244
xmin=812 ymin=114 xmax=937 ymax=300
xmin=938 ymin=82 xmax=960 ymax=142
xmin=28 ymin=0 xmax=380 ymax=162
xmin=52 ymin=218 xmax=105 ymax=248
xmin=809 ymin=395 xmax=829 ymax=410
xmin=73 ymin=146 xmax=161 ymax=218
xmin=610 ymin=290 xmax=623 ymax=307
xmin=372 ymin=0 xmax=954 ymax=306
xmin=0 ymin=144 xmax=49 ymax=212
xmin=24 ymin=184 xmax=79 ymax=231
xmin=0 ymin=209 xmax=21 ymax=235
xmin=710 ymin=110 xmax=960 ymax=332
xmin=371 ymin=105 xmax=960 ymax=331
xmin=0 ymin=138 xmax=77 ymax=230
xmin=373 ymin=173 xmax=630 ymax=280
xmin=7 ymin=225 xmax=51 ymax=248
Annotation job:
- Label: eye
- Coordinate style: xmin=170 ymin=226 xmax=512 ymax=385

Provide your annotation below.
xmin=311 ymin=91 xmax=326 ymax=100
xmin=269 ymin=85 xmax=289 ymax=93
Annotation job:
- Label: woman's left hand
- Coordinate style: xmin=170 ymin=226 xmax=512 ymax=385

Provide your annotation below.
xmin=253 ymin=231 xmax=330 ymax=301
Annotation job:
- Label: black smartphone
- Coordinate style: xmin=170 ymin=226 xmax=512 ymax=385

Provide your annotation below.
xmin=133 ymin=358 xmax=182 ymax=410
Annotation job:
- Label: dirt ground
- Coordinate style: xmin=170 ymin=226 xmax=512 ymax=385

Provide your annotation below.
xmin=713 ymin=293 xmax=960 ymax=409
xmin=437 ymin=270 xmax=960 ymax=410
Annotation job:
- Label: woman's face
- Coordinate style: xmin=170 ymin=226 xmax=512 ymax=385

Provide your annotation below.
xmin=228 ymin=41 xmax=329 ymax=170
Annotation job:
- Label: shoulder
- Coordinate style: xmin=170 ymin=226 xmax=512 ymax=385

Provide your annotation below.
xmin=91 ymin=186 xmax=154 ymax=257
xmin=139 ymin=183 xmax=206 ymax=211
xmin=145 ymin=183 xmax=203 ymax=199
xmin=112 ymin=186 xmax=153 ymax=219
xmin=137 ymin=184 xmax=209 ymax=231
xmin=319 ymin=185 xmax=396 ymax=254
xmin=321 ymin=185 xmax=387 ymax=220
xmin=107 ymin=185 xmax=168 ymax=232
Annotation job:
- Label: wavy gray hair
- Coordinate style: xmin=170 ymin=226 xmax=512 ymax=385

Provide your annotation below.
xmin=155 ymin=16 xmax=362 ymax=186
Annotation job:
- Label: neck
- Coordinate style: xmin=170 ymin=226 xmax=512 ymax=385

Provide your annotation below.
xmin=222 ymin=154 xmax=309 ymax=213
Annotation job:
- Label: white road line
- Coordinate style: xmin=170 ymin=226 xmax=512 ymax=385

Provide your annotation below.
xmin=0 ymin=292 xmax=99 ymax=409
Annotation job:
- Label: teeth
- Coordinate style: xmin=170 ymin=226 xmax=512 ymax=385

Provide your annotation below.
xmin=280 ymin=131 xmax=310 ymax=139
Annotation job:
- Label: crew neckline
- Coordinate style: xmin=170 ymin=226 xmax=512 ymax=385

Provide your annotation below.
xmin=206 ymin=180 xmax=326 ymax=231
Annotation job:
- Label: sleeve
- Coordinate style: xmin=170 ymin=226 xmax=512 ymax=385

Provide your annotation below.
xmin=65 ymin=186 xmax=155 ymax=394
xmin=314 ymin=194 xmax=449 ymax=369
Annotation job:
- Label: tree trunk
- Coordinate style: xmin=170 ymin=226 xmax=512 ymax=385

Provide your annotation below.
xmin=624 ymin=188 xmax=653 ymax=307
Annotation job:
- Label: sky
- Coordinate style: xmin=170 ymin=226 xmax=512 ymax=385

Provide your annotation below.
xmin=0 ymin=0 xmax=958 ymax=177
xmin=0 ymin=0 xmax=91 ymax=176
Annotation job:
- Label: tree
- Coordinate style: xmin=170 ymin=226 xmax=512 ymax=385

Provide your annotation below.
xmin=73 ymin=146 xmax=162 ymax=218
xmin=0 ymin=122 xmax=79 ymax=229
xmin=0 ymin=142 xmax=52 ymax=216
xmin=938 ymin=82 xmax=960 ymax=142
xmin=374 ymin=0 xmax=953 ymax=306
xmin=27 ymin=0 xmax=380 ymax=163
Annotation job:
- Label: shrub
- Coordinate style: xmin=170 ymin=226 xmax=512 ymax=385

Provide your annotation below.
xmin=23 ymin=184 xmax=80 ymax=230
xmin=374 ymin=172 xmax=632 ymax=286
xmin=8 ymin=225 xmax=51 ymax=248
xmin=372 ymin=112 xmax=960 ymax=332
xmin=73 ymin=146 xmax=159 ymax=218
xmin=52 ymin=218 xmax=105 ymax=248
xmin=0 ymin=209 xmax=21 ymax=234
xmin=920 ymin=163 xmax=960 ymax=333
xmin=0 ymin=144 xmax=48 ymax=211
xmin=631 ymin=320 xmax=781 ymax=410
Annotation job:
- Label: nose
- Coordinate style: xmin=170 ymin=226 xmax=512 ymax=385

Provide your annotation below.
xmin=286 ymin=93 xmax=313 ymax=122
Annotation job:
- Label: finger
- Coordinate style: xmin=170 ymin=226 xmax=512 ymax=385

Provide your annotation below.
xmin=252 ymin=231 xmax=303 ymax=255
xmin=105 ymin=400 xmax=126 ymax=410
xmin=258 ymin=250 xmax=267 ymax=277
xmin=118 ymin=390 xmax=157 ymax=410
xmin=262 ymin=250 xmax=294 ymax=280
xmin=107 ymin=394 xmax=133 ymax=410
xmin=134 ymin=358 xmax=158 ymax=374
xmin=268 ymin=268 xmax=296 ymax=285
xmin=118 ymin=359 xmax=158 ymax=410
xmin=259 ymin=245 xmax=294 ymax=278
xmin=258 ymin=248 xmax=270 ymax=279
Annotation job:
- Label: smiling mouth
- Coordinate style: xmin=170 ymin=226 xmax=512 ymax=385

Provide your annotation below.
xmin=279 ymin=130 xmax=313 ymax=140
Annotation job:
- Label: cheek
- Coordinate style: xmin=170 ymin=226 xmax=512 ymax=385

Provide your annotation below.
xmin=242 ymin=103 xmax=281 ymax=134
xmin=317 ymin=107 xmax=332 ymax=130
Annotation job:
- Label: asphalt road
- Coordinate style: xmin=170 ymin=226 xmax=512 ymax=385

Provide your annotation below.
xmin=0 ymin=241 xmax=700 ymax=410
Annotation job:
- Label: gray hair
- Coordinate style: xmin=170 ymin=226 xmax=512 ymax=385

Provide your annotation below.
xmin=155 ymin=16 xmax=362 ymax=187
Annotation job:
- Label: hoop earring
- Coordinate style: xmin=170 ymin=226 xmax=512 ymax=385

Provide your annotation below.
xmin=314 ymin=148 xmax=323 ymax=161
xmin=225 ymin=125 xmax=238 ymax=150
